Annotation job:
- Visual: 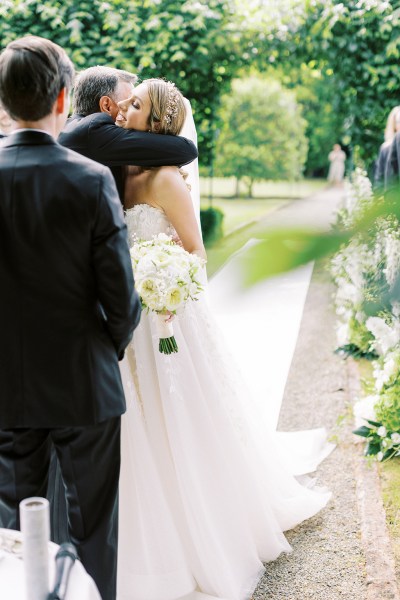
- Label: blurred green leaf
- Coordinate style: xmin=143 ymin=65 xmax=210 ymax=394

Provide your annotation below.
xmin=241 ymin=229 xmax=350 ymax=285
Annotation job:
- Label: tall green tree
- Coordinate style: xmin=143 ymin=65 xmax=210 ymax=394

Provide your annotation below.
xmin=214 ymin=76 xmax=308 ymax=196
xmin=255 ymin=62 xmax=346 ymax=177
xmin=285 ymin=0 xmax=400 ymax=171
xmin=0 ymin=0 xmax=255 ymax=166
xmin=234 ymin=1 xmax=400 ymax=174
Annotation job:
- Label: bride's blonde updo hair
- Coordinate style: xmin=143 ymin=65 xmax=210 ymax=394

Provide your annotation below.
xmin=144 ymin=78 xmax=186 ymax=135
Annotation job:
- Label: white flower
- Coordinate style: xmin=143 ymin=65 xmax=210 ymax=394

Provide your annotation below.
xmin=136 ymin=278 xmax=164 ymax=311
xmin=353 ymin=395 xmax=378 ymax=429
xmin=391 ymin=433 xmax=400 ymax=444
xmin=151 ymin=250 xmax=174 ymax=268
xmin=383 ymin=231 xmax=400 ymax=287
xmin=156 ymin=233 xmax=171 ymax=242
xmin=366 ymin=317 xmax=400 ymax=355
xmin=131 ymin=234 xmax=205 ymax=318
xmin=164 ymin=286 xmax=184 ymax=311
xmin=377 ymin=426 xmax=387 ymax=437
xmin=383 ymin=356 xmax=398 ymax=380
xmin=377 ymin=451 xmax=384 ymax=462
xmin=188 ymin=282 xmax=200 ymax=297
xmin=337 ymin=323 xmax=350 ymax=347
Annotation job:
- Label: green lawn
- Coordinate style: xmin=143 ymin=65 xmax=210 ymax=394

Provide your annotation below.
xmin=200 ymin=177 xmax=326 ymax=200
xmin=202 ymin=178 xmax=327 ymax=276
xmin=200 ymin=198 xmax=288 ymax=236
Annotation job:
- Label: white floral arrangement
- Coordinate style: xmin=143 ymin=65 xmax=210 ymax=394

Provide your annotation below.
xmin=331 ymin=168 xmax=400 ymax=461
xmin=130 ymin=233 xmax=205 ymax=354
xmin=335 ymin=167 xmax=373 ymax=229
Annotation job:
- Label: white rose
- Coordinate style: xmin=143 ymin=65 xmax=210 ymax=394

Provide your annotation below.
xmin=137 ymin=278 xmax=161 ymax=308
xmin=353 ymin=395 xmax=378 ymax=429
xmin=155 ymin=233 xmax=171 ymax=243
xmin=136 ymin=256 xmax=158 ymax=277
xmin=391 ymin=433 xmax=400 ymax=444
xmin=152 ymin=251 xmax=173 ymax=268
xmin=377 ymin=426 xmax=387 ymax=438
xmin=337 ymin=323 xmax=350 ymax=347
xmin=164 ymin=286 xmax=184 ymax=311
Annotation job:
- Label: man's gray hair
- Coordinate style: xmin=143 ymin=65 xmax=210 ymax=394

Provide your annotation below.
xmin=72 ymin=66 xmax=137 ymax=115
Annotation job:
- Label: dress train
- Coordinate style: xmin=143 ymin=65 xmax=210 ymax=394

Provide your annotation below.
xmin=117 ymin=205 xmax=332 ymax=600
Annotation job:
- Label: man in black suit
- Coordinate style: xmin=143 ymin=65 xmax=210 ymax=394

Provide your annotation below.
xmin=0 ymin=36 xmax=141 ymax=600
xmin=385 ymin=131 xmax=400 ymax=190
xmin=58 ymin=65 xmax=198 ymax=200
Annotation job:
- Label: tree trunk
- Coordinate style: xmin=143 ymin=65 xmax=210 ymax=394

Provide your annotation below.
xmin=235 ymin=177 xmax=240 ymax=198
xmin=247 ymin=179 xmax=253 ymax=198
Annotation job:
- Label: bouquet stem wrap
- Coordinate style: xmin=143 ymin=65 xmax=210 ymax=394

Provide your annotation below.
xmin=156 ymin=314 xmax=178 ymax=354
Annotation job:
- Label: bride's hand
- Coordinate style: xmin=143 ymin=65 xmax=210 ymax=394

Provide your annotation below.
xmin=172 ymin=234 xmax=184 ymax=248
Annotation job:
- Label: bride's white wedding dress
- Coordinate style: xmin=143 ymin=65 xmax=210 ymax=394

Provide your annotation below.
xmin=117 ymin=203 xmax=331 ymax=600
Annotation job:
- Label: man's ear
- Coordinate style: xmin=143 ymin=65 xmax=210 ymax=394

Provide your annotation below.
xmin=99 ymin=95 xmax=115 ymax=115
xmin=55 ymin=88 xmax=68 ymax=115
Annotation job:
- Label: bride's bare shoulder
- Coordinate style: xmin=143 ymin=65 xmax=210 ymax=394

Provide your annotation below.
xmin=152 ymin=166 xmax=187 ymax=190
xmin=152 ymin=165 xmax=182 ymax=180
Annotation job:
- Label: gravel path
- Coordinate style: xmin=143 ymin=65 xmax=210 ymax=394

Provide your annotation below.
xmin=254 ymin=265 xmax=367 ymax=599
xmin=253 ymin=187 xmax=369 ymax=599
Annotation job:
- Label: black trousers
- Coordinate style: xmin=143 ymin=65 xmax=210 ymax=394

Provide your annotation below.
xmin=47 ymin=449 xmax=70 ymax=544
xmin=0 ymin=418 xmax=121 ymax=600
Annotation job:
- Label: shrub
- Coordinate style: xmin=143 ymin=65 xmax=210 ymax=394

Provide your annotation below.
xmin=200 ymin=207 xmax=224 ymax=244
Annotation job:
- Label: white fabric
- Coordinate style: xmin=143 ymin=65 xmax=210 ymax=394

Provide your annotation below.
xmin=180 ymin=98 xmax=201 ymax=235
xmin=209 ymin=242 xmax=314 ymax=428
xmin=117 ymin=205 xmax=332 ymax=600
xmin=209 ymin=241 xmax=335 ymax=474
xmin=0 ymin=529 xmax=100 ymax=600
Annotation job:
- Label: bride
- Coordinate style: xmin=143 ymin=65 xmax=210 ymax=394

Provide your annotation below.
xmin=115 ymin=78 xmax=331 ymax=600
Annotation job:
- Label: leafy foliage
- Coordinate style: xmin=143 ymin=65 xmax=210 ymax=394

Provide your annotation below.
xmin=376 ymin=385 xmax=400 ymax=433
xmin=257 ymin=62 xmax=347 ymax=177
xmin=290 ymin=0 xmax=400 ymax=171
xmin=239 ymin=1 xmax=400 ymax=174
xmin=0 ymin=0 xmax=251 ymax=166
xmin=200 ymin=206 xmax=224 ymax=244
xmin=3 ymin=0 xmax=400 ymax=177
xmin=214 ymin=77 xmax=308 ymax=194
xmin=353 ymin=418 xmax=400 ymax=462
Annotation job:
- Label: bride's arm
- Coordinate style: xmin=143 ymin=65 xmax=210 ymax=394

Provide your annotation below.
xmin=152 ymin=167 xmax=206 ymax=260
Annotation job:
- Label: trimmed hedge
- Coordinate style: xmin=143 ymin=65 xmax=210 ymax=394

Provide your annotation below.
xmin=200 ymin=207 xmax=224 ymax=244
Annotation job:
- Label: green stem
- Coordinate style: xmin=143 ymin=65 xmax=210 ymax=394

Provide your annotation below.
xmin=159 ymin=336 xmax=179 ymax=354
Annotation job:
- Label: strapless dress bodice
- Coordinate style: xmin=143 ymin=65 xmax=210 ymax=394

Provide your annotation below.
xmin=125 ymin=204 xmax=176 ymax=245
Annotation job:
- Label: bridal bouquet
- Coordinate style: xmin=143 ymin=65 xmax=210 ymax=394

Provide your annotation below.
xmin=130 ymin=233 xmax=205 ymax=354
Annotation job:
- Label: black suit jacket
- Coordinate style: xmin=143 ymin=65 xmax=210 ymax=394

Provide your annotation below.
xmin=385 ymin=133 xmax=400 ymax=190
xmin=58 ymin=113 xmax=198 ymax=198
xmin=0 ymin=130 xmax=141 ymax=428
xmin=374 ymin=141 xmax=391 ymax=190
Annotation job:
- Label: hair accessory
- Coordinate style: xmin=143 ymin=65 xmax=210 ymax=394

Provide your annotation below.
xmin=163 ymin=81 xmax=180 ymax=127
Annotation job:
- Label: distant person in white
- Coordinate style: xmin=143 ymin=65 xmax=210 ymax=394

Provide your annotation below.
xmin=327 ymin=143 xmax=346 ymax=185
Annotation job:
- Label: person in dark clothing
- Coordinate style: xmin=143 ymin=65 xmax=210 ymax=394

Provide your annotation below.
xmin=50 ymin=66 xmax=198 ymax=548
xmin=58 ymin=66 xmax=198 ymax=200
xmin=374 ymin=105 xmax=400 ymax=190
xmin=0 ymin=36 xmax=141 ymax=600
